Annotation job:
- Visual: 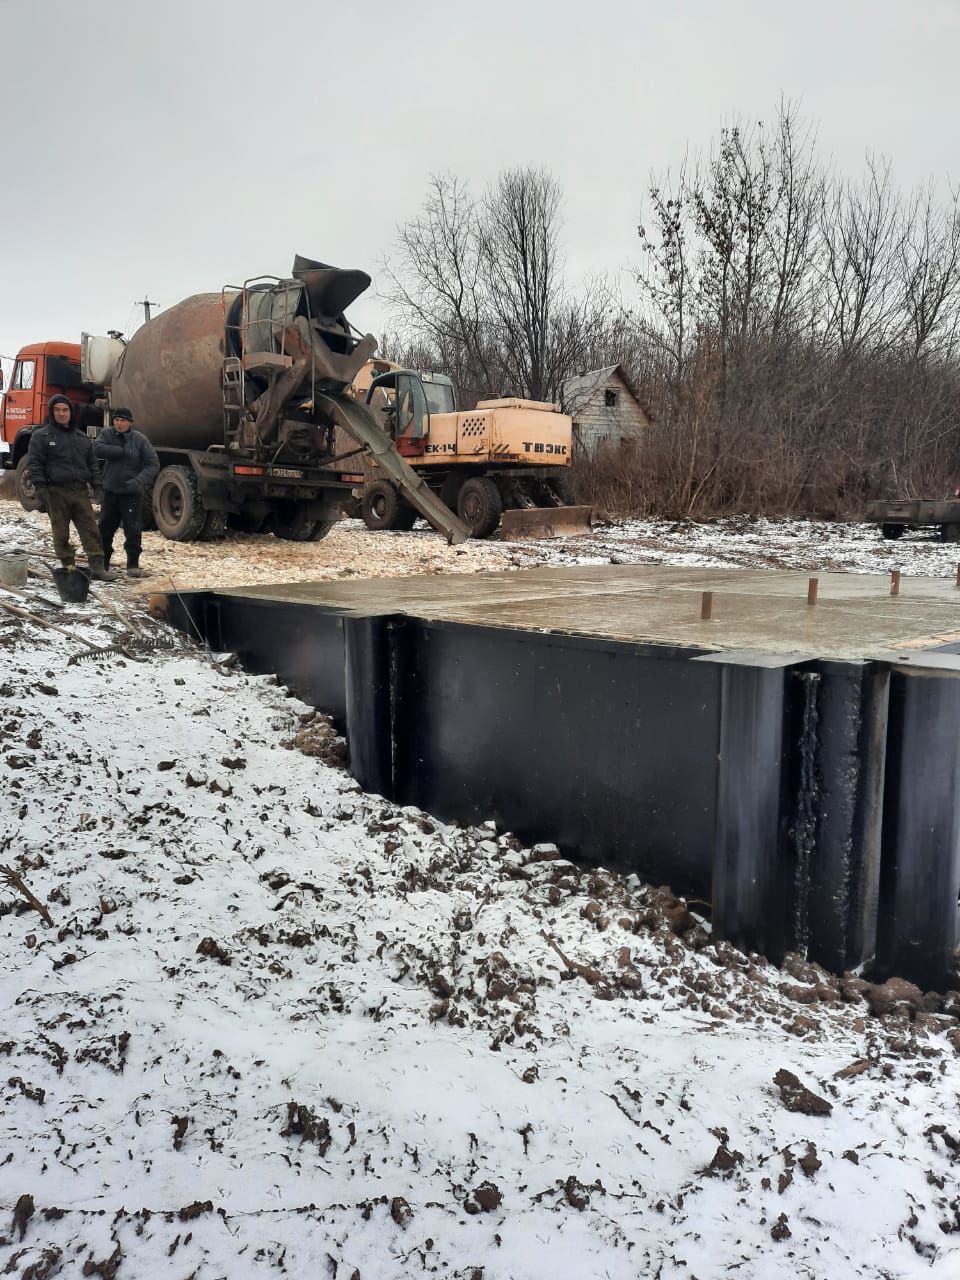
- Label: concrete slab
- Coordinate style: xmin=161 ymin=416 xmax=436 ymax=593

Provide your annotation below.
xmin=218 ymin=563 xmax=960 ymax=660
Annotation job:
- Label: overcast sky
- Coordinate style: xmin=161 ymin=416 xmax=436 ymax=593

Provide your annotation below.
xmin=2 ymin=0 xmax=958 ymax=380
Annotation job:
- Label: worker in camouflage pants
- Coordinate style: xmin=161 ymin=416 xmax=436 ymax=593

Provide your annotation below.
xmin=26 ymin=395 xmax=117 ymax=580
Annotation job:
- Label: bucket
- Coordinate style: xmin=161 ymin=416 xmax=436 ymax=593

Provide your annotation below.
xmin=50 ymin=565 xmax=91 ymax=604
xmin=0 ymin=552 xmax=29 ymax=589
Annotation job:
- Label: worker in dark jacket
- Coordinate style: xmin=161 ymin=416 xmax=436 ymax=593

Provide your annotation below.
xmin=26 ymin=395 xmax=117 ymax=581
xmin=94 ymin=407 xmax=160 ymax=579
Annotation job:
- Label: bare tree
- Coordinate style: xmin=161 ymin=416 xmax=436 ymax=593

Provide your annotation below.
xmin=766 ymin=105 xmax=824 ymax=339
xmin=900 ymin=183 xmax=960 ymax=360
xmin=637 ymin=167 xmax=693 ymax=390
xmin=385 ymin=166 xmax=602 ymax=405
xmin=381 ymin=174 xmax=494 ymax=401
xmin=820 ymin=156 xmax=903 ymax=357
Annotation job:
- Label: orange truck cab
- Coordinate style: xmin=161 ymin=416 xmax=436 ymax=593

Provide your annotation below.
xmin=1 ymin=342 xmax=98 ymax=503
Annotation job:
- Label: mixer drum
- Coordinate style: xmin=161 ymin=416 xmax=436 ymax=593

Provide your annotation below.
xmin=110 ymin=293 xmax=232 ymax=451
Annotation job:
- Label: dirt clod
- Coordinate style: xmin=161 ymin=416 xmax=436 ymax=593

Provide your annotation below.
xmin=390 ymin=1196 xmax=413 ymax=1227
xmin=770 ymin=1212 xmax=792 ymax=1241
xmin=464 ymin=1182 xmax=503 ymax=1214
xmin=12 ymin=1193 xmax=34 ymax=1241
xmin=773 ymin=1069 xmax=832 ymax=1116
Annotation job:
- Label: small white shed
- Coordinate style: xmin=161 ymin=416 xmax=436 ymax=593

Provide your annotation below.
xmin=562 ymin=365 xmax=651 ymax=454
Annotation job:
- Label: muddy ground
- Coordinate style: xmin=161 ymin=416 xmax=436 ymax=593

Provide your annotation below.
xmin=5 ymin=500 xmax=960 ymax=599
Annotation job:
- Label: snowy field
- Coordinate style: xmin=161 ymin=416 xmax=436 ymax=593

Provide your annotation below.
xmin=523 ymin=515 xmax=960 ymax=579
xmin=1 ymin=503 xmax=960 ymax=1278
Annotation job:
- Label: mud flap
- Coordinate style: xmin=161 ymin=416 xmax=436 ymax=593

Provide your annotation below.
xmin=316 ymin=393 xmax=470 ymax=545
xmin=499 ymin=505 xmax=594 ymax=541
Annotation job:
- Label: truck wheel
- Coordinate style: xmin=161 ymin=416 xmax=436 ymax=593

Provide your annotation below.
xmin=881 ymin=523 xmax=905 ymax=540
xmin=199 ymin=510 xmax=227 ymax=541
xmin=15 ymin=457 xmax=41 ymax=512
xmin=229 ymin=510 xmax=269 ymax=534
xmin=141 ymin=490 xmax=157 ymax=532
xmin=941 ymin=524 xmax=960 ymax=543
xmin=271 ymin=502 xmax=317 ymax=541
xmin=362 ymin=480 xmax=403 ymax=531
xmin=306 ymin=520 xmax=335 ymax=541
xmin=394 ymin=506 xmax=417 ymax=531
xmin=153 ymin=465 xmax=206 ymax=541
xmin=457 ymin=476 xmax=503 ymax=538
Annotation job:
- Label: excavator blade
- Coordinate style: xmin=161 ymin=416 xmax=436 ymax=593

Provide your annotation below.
xmin=499 ymin=505 xmax=594 ymax=541
xmin=316 ymin=392 xmax=471 ymax=545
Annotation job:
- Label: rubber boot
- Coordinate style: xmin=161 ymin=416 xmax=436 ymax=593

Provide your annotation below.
xmin=126 ymin=565 xmax=147 ymax=579
xmin=88 ymin=556 xmax=119 ymax=582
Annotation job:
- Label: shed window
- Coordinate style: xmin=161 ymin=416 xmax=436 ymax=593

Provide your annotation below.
xmin=604 ymin=388 xmax=618 ymax=408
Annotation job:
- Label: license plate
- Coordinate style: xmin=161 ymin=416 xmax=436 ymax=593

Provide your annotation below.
xmin=269 ymin=467 xmax=304 ymax=479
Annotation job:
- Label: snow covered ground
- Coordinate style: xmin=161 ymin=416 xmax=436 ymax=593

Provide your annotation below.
xmin=2 ymin=504 xmax=960 ymax=1278
xmin=5 ymin=500 xmax=960 ymax=596
xmin=518 ymin=515 xmax=960 ymax=579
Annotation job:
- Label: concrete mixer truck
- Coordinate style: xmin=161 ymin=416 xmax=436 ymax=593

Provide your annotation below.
xmin=0 ymin=256 xmax=468 ymax=544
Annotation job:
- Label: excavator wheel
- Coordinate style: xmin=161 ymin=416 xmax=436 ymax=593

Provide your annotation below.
xmin=440 ymin=474 xmax=463 ymax=510
xmin=15 ymin=456 xmax=42 ymax=512
xmin=362 ymin=480 xmax=404 ymax=531
xmin=457 ymin=476 xmax=503 ymax=539
xmin=271 ymin=501 xmax=319 ymax=542
xmin=153 ymin=465 xmax=207 ymax=542
xmin=548 ymin=471 xmax=574 ymax=504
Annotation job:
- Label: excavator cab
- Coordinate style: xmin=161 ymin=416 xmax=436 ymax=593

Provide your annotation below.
xmin=419 ymin=372 xmax=456 ymax=415
xmin=365 ymin=370 xmax=431 ymax=453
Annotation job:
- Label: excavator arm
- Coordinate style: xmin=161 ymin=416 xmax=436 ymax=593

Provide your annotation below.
xmin=317 ymin=391 xmax=470 ymax=545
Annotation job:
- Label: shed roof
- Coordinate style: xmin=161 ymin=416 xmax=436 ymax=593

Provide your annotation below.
xmin=562 ymin=364 xmax=651 ymax=421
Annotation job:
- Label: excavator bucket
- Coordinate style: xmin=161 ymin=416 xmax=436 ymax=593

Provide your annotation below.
xmin=499 ymin=505 xmax=595 ymax=541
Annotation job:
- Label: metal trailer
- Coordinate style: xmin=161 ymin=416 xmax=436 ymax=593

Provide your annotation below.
xmin=864 ymin=498 xmax=960 ymax=543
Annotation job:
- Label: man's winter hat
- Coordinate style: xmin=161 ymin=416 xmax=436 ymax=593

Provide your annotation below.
xmin=47 ymin=394 xmax=74 ymax=424
xmin=111 ymin=407 xmax=134 ymax=422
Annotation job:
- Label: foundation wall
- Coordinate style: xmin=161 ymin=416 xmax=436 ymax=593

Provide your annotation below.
xmin=168 ymin=589 xmax=960 ymax=990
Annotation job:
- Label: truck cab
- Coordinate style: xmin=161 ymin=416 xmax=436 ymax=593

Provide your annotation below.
xmin=1 ymin=342 xmax=97 ymax=504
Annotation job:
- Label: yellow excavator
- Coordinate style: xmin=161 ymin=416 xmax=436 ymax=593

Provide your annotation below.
xmin=339 ymin=359 xmax=593 ymax=539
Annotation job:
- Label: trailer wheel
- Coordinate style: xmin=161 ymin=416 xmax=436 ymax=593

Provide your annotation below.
xmin=457 ymin=476 xmax=503 ymax=538
xmin=271 ymin=501 xmax=317 ymax=541
xmin=881 ymin=523 xmax=905 ymax=540
xmin=941 ymin=523 xmax=960 ymax=543
xmin=153 ymin=465 xmax=206 ymax=541
xmin=361 ymin=480 xmax=403 ymax=531
xmin=15 ymin=457 xmax=42 ymax=512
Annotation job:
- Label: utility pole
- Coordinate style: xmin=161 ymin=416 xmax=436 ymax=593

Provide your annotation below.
xmin=138 ymin=297 xmax=157 ymax=324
